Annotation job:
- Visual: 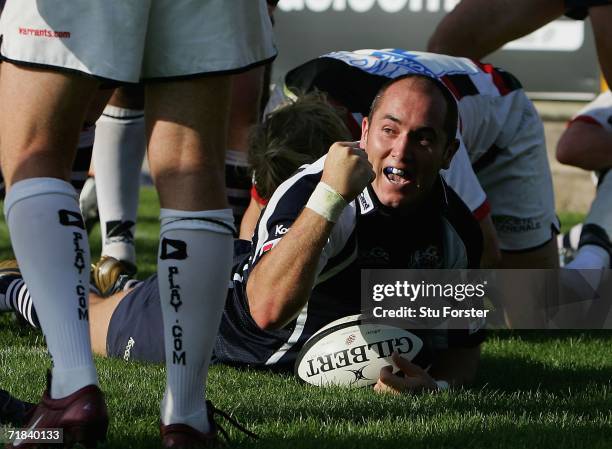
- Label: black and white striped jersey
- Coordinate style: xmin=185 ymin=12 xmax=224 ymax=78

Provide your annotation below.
xmin=214 ymin=154 xmax=483 ymax=370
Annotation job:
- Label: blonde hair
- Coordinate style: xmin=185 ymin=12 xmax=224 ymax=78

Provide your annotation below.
xmin=249 ymin=91 xmax=351 ymax=200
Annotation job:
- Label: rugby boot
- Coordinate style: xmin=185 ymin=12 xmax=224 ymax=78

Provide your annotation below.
xmin=160 ymin=400 xmax=257 ymax=448
xmin=91 ymin=255 xmax=136 ymax=297
xmin=7 ymin=373 xmax=108 ymax=449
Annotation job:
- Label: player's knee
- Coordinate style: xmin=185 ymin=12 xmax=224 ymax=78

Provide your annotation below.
xmin=556 ymin=137 xmax=579 ymax=166
xmin=556 ymin=127 xmax=586 ymax=167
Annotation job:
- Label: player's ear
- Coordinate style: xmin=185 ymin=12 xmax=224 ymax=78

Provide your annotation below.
xmin=360 ymin=116 xmax=370 ymax=150
xmin=441 ymin=138 xmax=459 ymax=170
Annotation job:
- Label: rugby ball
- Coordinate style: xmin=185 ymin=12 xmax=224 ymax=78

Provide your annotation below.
xmin=295 ymin=314 xmax=427 ymax=388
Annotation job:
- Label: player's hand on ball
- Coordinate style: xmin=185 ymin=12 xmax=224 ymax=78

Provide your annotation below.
xmin=321 ymin=141 xmax=375 ymax=202
xmin=374 ymin=352 xmax=438 ymax=394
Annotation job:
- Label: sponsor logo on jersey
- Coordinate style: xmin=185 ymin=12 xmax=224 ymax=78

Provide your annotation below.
xmin=492 ymin=215 xmax=541 ymax=234
xmin=360 ymin=246 xmax=390 ymax=265
xmin=357 ymin=189 xmax=375 ymax=215
xmin=326 ymin=50 xmax=438 ymax=80
xmin=18 ymin=27 xmax=71 ymax=38
xmin=411 ymin=244 xmax=442 ymax=268
xmin=274 ymin=224 xmax=290 ymax=236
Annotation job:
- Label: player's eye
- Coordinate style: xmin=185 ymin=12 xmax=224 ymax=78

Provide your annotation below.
xmin=413 ymin=130 xmax=435 ymax=147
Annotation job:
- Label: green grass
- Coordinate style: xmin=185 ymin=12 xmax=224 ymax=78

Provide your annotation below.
xmin=1 ymin=189 xmax=611 ymax=448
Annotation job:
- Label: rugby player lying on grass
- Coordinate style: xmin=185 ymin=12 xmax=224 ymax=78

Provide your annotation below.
xmin=556 ymin=90 xmax=612 ymax=273
xmin=0 ymin=81 xmax=484 ymax=404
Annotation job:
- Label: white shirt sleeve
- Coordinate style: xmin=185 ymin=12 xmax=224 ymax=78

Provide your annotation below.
xmin=441 ymin=138 xmax=487 ymax=214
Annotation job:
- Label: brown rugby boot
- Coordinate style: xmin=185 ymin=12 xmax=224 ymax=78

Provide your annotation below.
xmin=7 ymin=373 xmax=108 ymax=448
xmin=160 ymin=401 xmax=257 ymax=448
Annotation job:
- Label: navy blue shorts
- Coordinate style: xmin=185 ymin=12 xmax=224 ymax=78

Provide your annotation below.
xmin=106 ymin=274 xmax=166 ymax=363
xmin=106 ymin=239 xmax=253 ymax=363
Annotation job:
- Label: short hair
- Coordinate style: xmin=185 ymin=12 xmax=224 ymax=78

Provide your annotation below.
xmin=368 ymin=74 xmax=458 ymax=143
xmin=249 ymin=91 xmax=351 ymax=200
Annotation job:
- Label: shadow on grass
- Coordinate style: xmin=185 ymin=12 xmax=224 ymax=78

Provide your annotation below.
xmin=476 ymin=351 xmax=612 ymax=392
xmin=488 ymin=329 xmax=612 ymax=343
xmin=229 ymin=424 xmax=612 ymax=449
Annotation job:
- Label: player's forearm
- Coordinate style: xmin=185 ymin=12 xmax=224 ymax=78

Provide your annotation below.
xmin=427 ymin=0 xmax=563 ymax=59
xmin=590 ymin=5 xmax=612 ymax=88
xmin=238 ymin=197 xmax=264 ymax=240
xmin=247 ymin=208 xmax=334 ymax=330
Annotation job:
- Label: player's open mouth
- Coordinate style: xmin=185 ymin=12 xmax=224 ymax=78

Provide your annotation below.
xmin=383 ymin=166 xmax=412 ymax=185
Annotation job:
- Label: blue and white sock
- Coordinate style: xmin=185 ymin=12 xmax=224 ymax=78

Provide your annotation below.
xmin=1 ymin=278 xmax=40 ymax=328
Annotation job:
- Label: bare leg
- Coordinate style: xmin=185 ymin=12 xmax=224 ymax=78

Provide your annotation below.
xmin=0 ymin=64 xmax=99 ymax=186
xmin=146 ymin=77 xmax=229 ymax=210
xmin=226 ymin=67 xmax=265 ymax=223
xmin=146 ymin=75 xmax=234 ymax=432
xmin=89 ymin=291 xmax=129 ymax=356
xmin=589 ymin=5 xmax=612 ymax=88
xmin=0 ymin=63 xmax=102 ymax=400
xmin=427 ymin=0 xmax=565 ymax=59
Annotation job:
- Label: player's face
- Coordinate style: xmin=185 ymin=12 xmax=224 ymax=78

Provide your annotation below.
xmin=360 ymin=78 xmax=457 ymax=208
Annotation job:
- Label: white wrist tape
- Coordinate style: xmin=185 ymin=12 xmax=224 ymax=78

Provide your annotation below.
xmin=435 ymin=380 xmax=450 ymax=391
xmin=306 ymin=182 xmax=348 ymax=223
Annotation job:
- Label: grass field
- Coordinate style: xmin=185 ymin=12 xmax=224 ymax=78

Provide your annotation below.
xmin=1 ymin=188 xmax=611 ymax=449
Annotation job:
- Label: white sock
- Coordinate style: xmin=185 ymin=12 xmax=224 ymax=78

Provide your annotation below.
xmin=565 ymin=245 xmax=610 ymax=291
xmin=4 ymin=178 xmax=98 ymax=398
xmin=158 ymin=208 xmax=234 ymax=433
xmin=558 ymin=223 xmax=583 ymax=252
xmin=567 ymin=245 xmax=610 ymax=270
xmin=93 ymin=105 xmax=146 ymax=266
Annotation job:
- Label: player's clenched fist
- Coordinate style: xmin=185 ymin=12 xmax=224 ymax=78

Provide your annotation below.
xmin=321 ymin=141 xmax=375 ymax=203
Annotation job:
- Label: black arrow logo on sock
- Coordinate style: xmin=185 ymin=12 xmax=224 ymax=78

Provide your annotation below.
xmin=58 ymin=210 xmax=85 ymax=229
xmin=160 ymin=238 xmax=188 ymax=260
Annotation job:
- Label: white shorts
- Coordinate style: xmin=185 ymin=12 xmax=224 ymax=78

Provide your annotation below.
xmin=475 ymin=95 xmax=559 ymax=251
xmin=571 ymin=91 xmax=612 ymax=131
xmin=0 ymin=0 xmax=276 ymax=82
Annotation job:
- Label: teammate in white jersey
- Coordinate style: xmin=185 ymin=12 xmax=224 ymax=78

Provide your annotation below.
xmin=0 ymin=1 xmax=276 ymax=447
xmin=556 ymin=91 xmax=612 ymax=271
